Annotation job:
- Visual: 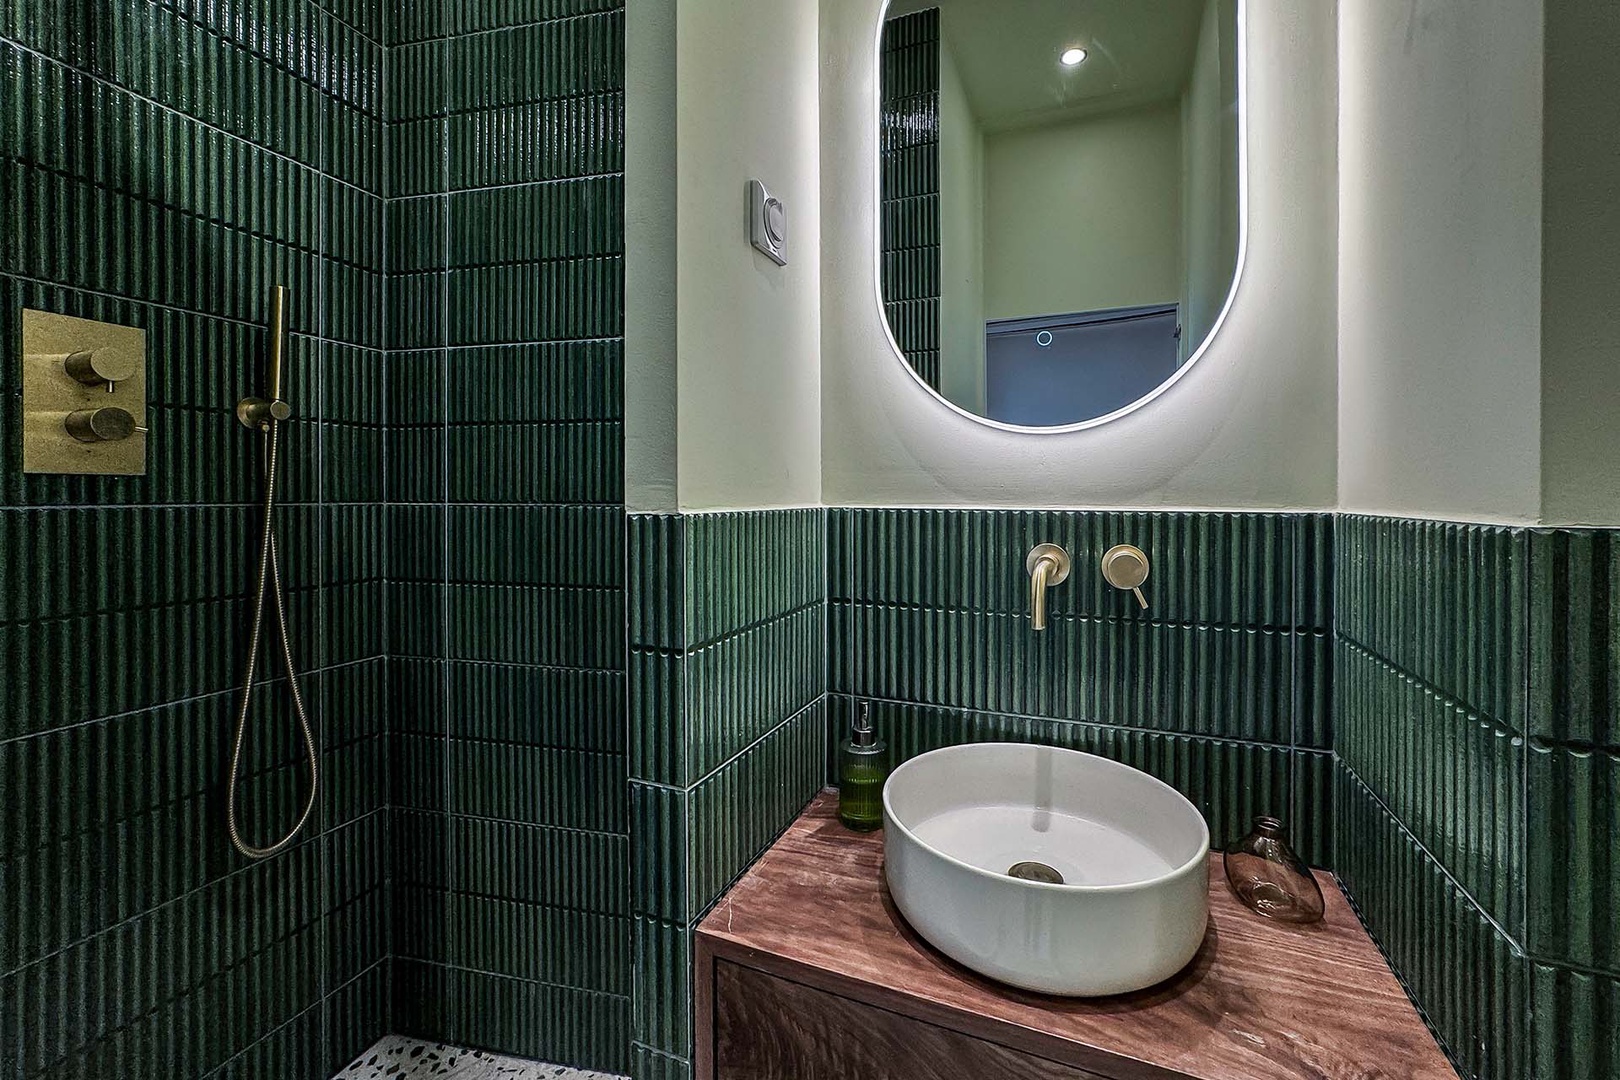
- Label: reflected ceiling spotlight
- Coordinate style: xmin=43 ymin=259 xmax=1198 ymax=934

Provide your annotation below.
xmin=1060 ymin=46 xmax=1088 ymax=67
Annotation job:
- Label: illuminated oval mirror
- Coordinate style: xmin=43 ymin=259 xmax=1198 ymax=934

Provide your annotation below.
xmin=878 ymin=0 xmax=1245 ymax=430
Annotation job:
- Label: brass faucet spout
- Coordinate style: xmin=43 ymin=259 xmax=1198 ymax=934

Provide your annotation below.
xmin=1025 ymin=544 xmax=1072 ymax=632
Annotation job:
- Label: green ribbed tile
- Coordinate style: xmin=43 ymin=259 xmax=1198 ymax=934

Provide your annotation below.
xmin=630 ymin=647 xmax=685 ymax=785
xmin=686 ymin=510 xmax=824 ymax=647
xmin=447 ymin=341 xmax=624 ymax=423
xmin=879 ymin=8 xmax=940 ymax=389
xmin=1528 ymin=743 xmax=1619 ymax=975
xmin=1337 ymin=639 xmax=1525 ymax=935
xmin=322 ymin=960 xmax=391 ymax=1079
xmin=633 ymin=917 xmax=692 ymax=1059
xmin=444 ymin=660 xmax=623 ymax=751
xmin=325 ymin=813 xmax=391 ymax=988
xmin=448 ymin=741 xmax=625 ymax=831
xmin=1529 ymin=529 xmax=1619 ymax=747
xmin=321 ymin=659 xmax=389 ymax=827
xmin=629 ymin=514 xmax=686 ymax=650
xmin=444 ymin=583 xmax=621 ymax=668
xmin=447 ymin=505 xmax=621 ymax=588
xmin=206 ymin=1000 xmax=325 ymax=1080
xmin=839 ymin=604 xmax=1292 ymax=743
xmin=424 ymin=963 xmax=630 ymax=1073
xmin=1292 ymin=749 xmax=1335 ymax=869
xmin=630 ymin=782 xmax=689 ymax=923
xmin=1337 ymin=515 xmax=1527 ymax=731
xmin=446 ymin=423 xmax=623 ymax=504
xmin=1531 ymin=963 xmax=1619 ymax=1080
xmin=631 ymin=1043 xmax=693 ymax=1080
xmin=4 ymin=839 xmax=326 ymax=1078
xmin=687 ymin=604 xmax=826 ymax=782
xmin=687 ymin=698 xmax=825 ymax=916
xmin=451 ymin=816 xmax=627 ymax=912
xmin=1336 ymin=765 xmax=1527 ymax=1080
xmin=838 ymin=510 xmax=1297 ymax=628
xmin=445 ymin=892 xmax=628 ymax=992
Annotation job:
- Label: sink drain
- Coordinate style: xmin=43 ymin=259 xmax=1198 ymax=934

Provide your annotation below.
xmin=1007 ymin=861 xmax=1065 ymax=885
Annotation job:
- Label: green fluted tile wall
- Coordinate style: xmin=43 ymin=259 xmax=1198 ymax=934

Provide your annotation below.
xmin=1336 ymin=516 xmax=1620 ymax=1080
xmin=1336 ymin=765 xmax=1527 ymax=1080
xmin=829 ymin=509 xmax=1332 ymax=864
xmin=1 ymin=0 xmax=388 ymax=1073
xmin=878 ymin=8 xmax=941 ymax=390
xmin=380 ymin=0 xmax=628 ymax=1071
xmin=627 ymin=510 xmax=828 ymax=1078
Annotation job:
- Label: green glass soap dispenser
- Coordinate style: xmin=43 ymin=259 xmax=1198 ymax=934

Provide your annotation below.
xmin=838 ymin=702 xmax=888 ymax=831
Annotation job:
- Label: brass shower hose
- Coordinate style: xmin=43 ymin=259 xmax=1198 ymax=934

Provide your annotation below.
xmin=225 ymin=405 xmax=318 ymax=858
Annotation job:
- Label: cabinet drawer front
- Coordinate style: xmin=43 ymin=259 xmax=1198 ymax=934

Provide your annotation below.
xmin=714 ymin=961 xmax=1111 ymax=1080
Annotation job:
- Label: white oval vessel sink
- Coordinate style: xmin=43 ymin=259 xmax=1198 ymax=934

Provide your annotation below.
xmin=883 ymin=743 xmax=1210 ymax=996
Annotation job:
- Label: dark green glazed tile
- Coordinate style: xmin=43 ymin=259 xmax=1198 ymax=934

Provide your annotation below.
xmin=686 ymin=603 xmax=826 ymax=781
xmin=630 ymin=781 xmax=689 ymax=923
xmin=630 ymin=646 xmax=686 ymax=785
xmin=633 ymin=917 xmax=692 ymax=1059
xmin=629 ymin=513 xmax=686 ymax=650
xmin=1336 ymin=765 xmax=1528 ymax=1080
xmin=879 ymin=8 xmax=940 ymax=389
xmin=838 ymin=509 xmax=1297 ymax=629
xmin=450 ymin=817 xmax=628 ymax=913
xmin=444 ymin=660 xmax=623 ymax=751
xmin=1337 ymin=515 xmax=1527 ymax=732
xmin=687 ymin=698 xmax=825 ymax=917
xmin=1527 ymin=743 xmax=1619 ymax=975
xmin=1528 ymin=529 xmax=1619 ymax=747
xmin=1337 ymin=639 xmax=1525 ymax=935
xmin=686 ymin=510 xmax=824 ymax=647
xmin=322 ymin=959 xmax=391 ymax=1078
xmin=631 ymin=1043 xmax=694 ymax=1080
xmin=1291 ymin=749 xmax=1335 ymax=869
xmin=839 ymin=604 xmax=1293 ymax=743
xmin=1531 ymin=963 xmax=1618 ymax=1080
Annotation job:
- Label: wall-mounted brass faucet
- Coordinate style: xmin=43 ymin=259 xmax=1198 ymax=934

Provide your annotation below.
xmin=1026 ymin=544 xmax=1071 ymax=631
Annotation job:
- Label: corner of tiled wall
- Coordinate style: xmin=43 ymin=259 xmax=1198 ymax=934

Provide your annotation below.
xmin=380 ymin=0 xmax=631 ymax=1071
xmin=627 ymin=509 xmax=828 ymax=1080
xmin=1334 ymin=516 xmax=1618 ymax=1080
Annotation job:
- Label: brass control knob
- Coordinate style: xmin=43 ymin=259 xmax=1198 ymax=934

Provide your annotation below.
xmin=1101 ymin=544 xmax=1150 ymax=610
xmin=63 ymin=348 xmax=139 ymax=387
xmin=236 ymin=397 xmax=293 ymax=429
xmin=65 ymin=406 xmax=140 ymax=443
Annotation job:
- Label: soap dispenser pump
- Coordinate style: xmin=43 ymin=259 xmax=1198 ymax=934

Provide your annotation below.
xmin=838 ymin=702 xmax=888 ymax=831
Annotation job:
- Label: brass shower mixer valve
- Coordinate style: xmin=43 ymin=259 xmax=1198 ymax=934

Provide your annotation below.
xmin=19 ymin=308 xmax=148 ymax=475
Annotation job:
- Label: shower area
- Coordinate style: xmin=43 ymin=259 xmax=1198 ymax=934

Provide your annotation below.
xmin=2 ymin=1 xmax=638 ymax=1077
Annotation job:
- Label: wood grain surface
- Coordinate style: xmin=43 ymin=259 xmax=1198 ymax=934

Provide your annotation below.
xmin=694 ymin=791 xmax=1457 ymax=1080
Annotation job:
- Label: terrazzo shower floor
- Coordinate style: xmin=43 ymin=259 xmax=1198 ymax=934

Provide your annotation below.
xmin=330 ymin=1036 xmax=625 ymax=1080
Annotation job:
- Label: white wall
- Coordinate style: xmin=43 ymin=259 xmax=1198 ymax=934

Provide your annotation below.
xmin=937 ymin=39 xmax=985 ymax=414
xmin=1539 ymin=0 xmax=1620 ymax=527
xmin=1336 ymin=0 xmax=1545 ymax=524
xmin=984 ymin=103 xmax=1183 ymax=323
xmin=626 ymin=0 xmax=823 ymax=512
xmin=821 ymin=0 xmax=1339 ymax=509
xmin=625 ymin=0 xmax=680 ymax=511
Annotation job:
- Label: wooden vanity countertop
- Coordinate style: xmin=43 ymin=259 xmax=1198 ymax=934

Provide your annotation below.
xmin=693 ymin=792 xmax=1457 ymax=1080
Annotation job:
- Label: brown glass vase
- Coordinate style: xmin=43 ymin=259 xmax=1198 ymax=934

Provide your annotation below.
xmin=1223 ymin=816 xmax=1325 ymax=924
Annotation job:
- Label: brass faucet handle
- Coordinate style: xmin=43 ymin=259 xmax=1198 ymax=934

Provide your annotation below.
xmin=1102 ymin=545 xmax=1150 ymax=609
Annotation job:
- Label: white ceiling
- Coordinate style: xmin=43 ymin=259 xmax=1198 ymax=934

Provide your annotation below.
xmin=889 ymin=0 xmax=1209 ymax=132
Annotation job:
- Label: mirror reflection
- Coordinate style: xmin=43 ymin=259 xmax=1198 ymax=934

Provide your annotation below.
xmin=879 ymin=0 xmax=1242 ymax=428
